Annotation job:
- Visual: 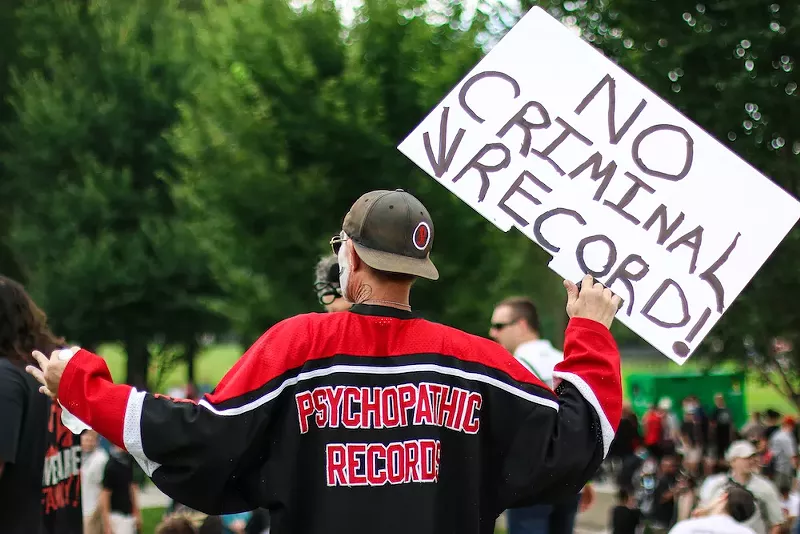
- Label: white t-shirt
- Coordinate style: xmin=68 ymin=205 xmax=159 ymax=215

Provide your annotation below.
xmin=80 ymin=447 xmax=109 ymax=517
xmin=513 ymin=339 xmax=563 ymax=388
xmin=700 ymin=473 xmax=784 ymax=534
xmin=668 ymin=514 xmax=756 ymax=534
xmin=781 ymin=492 xmax=799 ymax=519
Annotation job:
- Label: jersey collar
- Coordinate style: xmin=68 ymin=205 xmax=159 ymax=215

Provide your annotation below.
xmin=349 ymin=303 xmax=418 ymax=319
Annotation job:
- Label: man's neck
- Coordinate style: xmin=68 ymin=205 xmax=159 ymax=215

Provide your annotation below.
xmin=731 ymin=471 xmax=752 ymax=485
xmin=359 ymin=283 xmax=412 ymax=310
xmin=511 ymin=333 xmax=540 ymax=354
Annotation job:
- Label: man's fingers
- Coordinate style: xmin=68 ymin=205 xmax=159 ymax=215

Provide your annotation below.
xmin=581 ymin=274 xmax=594 ymax=294
xmin=26 ymin=364 xmax=47 ymax=386
xmin=563 ymin=279 xmax=579 ymax=307
xmin=611 ymin=294 xmax=623 ymax=310
xmin=39 ymin=385 xmax=56 ymax=399
xmin=31 ymin=349 xmax=49 ymax=368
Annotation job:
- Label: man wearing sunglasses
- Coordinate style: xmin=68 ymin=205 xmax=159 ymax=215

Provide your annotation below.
xmin=27 ymin=189 xmax=623 ymax=534
xmin=313 ymin=254 xmax=352 ymax=313
xmin=490 ymin=297 xmax=593 ymax=534
xmin=489 ymin=297 xmax=563 ymax=389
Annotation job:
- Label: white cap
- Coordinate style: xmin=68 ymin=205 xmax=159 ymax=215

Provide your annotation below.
xmin=726 ymin=440 xmax=757 ymax=462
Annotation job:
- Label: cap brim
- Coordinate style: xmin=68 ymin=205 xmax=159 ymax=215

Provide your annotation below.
xmin=353 ymin=242 xmax=439 ymax=281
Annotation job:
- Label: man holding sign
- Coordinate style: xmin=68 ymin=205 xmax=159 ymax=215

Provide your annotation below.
xmin=26 ymin=189 xmax=622 ymax=534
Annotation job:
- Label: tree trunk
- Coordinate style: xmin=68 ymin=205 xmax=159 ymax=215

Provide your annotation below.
xmin=124 ymin=338 xmax=150 ymax=390
xmin=186 ymin=338 xmax=199 ymax=385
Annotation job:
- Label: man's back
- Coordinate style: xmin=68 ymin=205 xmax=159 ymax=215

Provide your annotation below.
xmin=55 ymin=303 xmax=621 ymax=534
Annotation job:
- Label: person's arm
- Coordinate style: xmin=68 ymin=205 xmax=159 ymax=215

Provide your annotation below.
xmin=499 ymin=298 xmax=622 ymax=508
xmin=579 ymin=483 xmax=596 ymax=512
xmin=99 ymin=489 xmax=112 ymax=534
xmin=130 ymin=482 xmax=142 ymax=532
xmin=50 ymin=315 xmax=312 ymax=514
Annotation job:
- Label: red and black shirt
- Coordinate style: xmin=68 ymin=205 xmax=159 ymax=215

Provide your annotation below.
xmin=57 ymin=304 xmax=622 ymax=534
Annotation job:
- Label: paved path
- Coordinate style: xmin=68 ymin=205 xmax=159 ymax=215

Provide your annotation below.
xmin=492 ymin=481 xmax=615 ymax=534
xmin=139 ymin=484 xmax=171 ymax=509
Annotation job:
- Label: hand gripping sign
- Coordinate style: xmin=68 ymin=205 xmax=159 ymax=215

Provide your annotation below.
xmin=398 ymin=7 xmax=800 ymax=364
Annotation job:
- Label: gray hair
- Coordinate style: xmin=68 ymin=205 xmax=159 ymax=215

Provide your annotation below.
xmin=314 ymin=254 xmax=341 ymax=296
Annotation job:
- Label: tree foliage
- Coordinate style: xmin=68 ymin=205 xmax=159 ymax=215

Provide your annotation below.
xmin=508 ymin=0 xmax=799 ymax=403
xmin=2 ymin=0 xmax=225 ymax=387
xmin=0 ymin=0 xmax=796 ymax=399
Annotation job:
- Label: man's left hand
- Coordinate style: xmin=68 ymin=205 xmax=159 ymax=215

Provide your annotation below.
xmin=25 ymin=347 xmax=79 ymax=399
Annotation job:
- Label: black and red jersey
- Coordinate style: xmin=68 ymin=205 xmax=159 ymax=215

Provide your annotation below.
xmin=57 ymin=304 xmax=622 ymax=534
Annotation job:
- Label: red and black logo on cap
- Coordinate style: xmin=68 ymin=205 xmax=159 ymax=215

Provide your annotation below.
xmin=412 ymin=222 xmax=431 ymax=251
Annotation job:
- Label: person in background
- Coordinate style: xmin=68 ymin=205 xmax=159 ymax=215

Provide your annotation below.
xmin=221 ymin=512 xmax=252 ymax=534
xmin=757 ymin=435 xmax=777 ymax=479
xmin=100 ymin=445 xmax=141 ymax=534
xmin=489 ymin=295 xmax=583 ymax=534
xmin=765 ymin=410 xmax=783 ymax=441
xmin=314 ymin=254 xmax=351 ymax=312
xmin=610 ymin=486 xmax=641 ymax=534
xmin=681 ymin=408 xmax=700 ymax=478
xmin=156 ymin=514 xmax=199 ymax=534
xmin=778 ymin=482 xmax=798 ymax=534
xmin=698 ymin=440 xmax=784 ymax=534
xmin=659 ymin=397 xmax=680 ymax=458
xmin=669 ymin=485 xmax=757 ymax=534
xmin=489 ymin=296 xmax=563 ymax=388
xmin=609 ymin=403 xmax=641 ymax=482
xmin=675 ymin=474 xmax=698 ymax=523
xmin=770 ymin=417 xmax=798 ymax=491
xmin=649 ymin=455 xmax=680 ymax=533
xmin=644 ymin=404 xmax=665 ymax=460
xmin=743 ymin=412 xmax=766 ymax=443
xmin=0 ymin=275 xmax=83 ymax=534
xmin=82 ymin=429 xmax=110 ymax=534
xmin=711 ymin=393 xmax=736 ymax=470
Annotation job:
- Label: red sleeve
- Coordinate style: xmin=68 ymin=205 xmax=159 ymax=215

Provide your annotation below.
xmin=57 ymin=316 xmax=312 ymax=515
xmin=58 ymin=349 xmax=133 ymax=448
xmin=552 ymin=317 xmax=622 ymax=457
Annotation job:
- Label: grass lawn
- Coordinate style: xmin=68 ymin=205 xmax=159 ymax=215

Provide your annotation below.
xmin=95 ymin=342 xmax=797 ymax=415
xmin=142 ymin=507 xmax=165 ymax=533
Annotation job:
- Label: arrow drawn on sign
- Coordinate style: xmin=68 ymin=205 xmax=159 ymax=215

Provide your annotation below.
xmin=423 ymin=107 xmax=466 ymax=178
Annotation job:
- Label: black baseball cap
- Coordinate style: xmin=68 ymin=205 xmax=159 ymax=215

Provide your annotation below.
xmin=342 ymin=189 xmax=439 ymax=280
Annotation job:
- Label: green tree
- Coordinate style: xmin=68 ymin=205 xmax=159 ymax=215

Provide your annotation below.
xmin=171 ymin=0 xmax=568 ymax=344
xmin=2 ymin=0 xmax=226 ymax=387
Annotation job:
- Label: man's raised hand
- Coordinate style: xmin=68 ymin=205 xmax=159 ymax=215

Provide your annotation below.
xmin=25 ymin=347 xmax=79 ymax=399
xmin=563 ymin=274 xmax=622 ymax=330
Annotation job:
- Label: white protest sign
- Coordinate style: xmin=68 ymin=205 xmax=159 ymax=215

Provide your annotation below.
xmin=398 ymin=6 xmax=800 ymax=364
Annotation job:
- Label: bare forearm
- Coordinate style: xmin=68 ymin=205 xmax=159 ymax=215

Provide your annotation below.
xmin=99 ymin=491 xmax=112 ymax=530
xmin=130 ymin=483 xmax=140 ymax=516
